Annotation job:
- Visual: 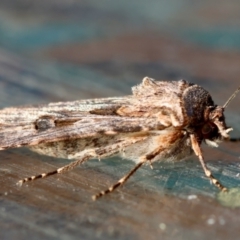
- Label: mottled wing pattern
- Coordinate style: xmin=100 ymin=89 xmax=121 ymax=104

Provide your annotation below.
xmin=0 ymin=97 xmax=168 ymax=150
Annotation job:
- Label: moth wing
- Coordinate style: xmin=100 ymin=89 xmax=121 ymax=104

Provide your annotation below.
xmin=0 ymin=93 xmax=178 ymax=150
xmin=0 ymin=96 xmax=130 ymax=126
xmin=0 ymin=115 xmax=167 ymax=150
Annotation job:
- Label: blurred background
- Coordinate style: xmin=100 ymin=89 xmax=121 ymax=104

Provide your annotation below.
xmin=1 ymin=1 xmax=240 ymax=240
xmin=1 ymin=1 xmax=240 ymax=106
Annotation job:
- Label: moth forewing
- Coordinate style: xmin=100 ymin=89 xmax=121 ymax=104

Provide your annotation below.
xmin=1 ymin=76 xmax=239 ymax=200
xmin=0 ymin=113 xmax=166 ymax=150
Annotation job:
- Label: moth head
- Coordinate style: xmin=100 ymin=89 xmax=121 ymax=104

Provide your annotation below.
xmin=200 ymin=84 xmax=240 ymax=146
xmin=183 ymin=83 xmax=240 ymax=146
xmin=202 ymin=106 xmax=232 ymax=146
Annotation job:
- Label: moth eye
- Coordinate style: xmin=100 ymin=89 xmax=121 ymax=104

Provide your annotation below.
xmin=202 ymin=123 xmax=212 ymax=135
xmin=218 ymin=116 xmax=224 ymax=122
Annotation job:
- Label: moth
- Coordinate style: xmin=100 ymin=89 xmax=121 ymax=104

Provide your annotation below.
xmin=0 ymin=77 xmax=239 ymax=200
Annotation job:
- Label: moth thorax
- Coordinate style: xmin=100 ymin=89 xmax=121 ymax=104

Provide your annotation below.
xmin=183 ymin=84 xmax=214 ymax=126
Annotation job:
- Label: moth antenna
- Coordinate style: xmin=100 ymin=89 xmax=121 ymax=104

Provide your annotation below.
xmin=223 ymin=85 xmax=240 ymax=109
xmin=92 ymin=158 xmax=147 ymax=200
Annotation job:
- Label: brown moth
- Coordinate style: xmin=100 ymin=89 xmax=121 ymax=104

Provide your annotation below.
xmin=0 ymin=77 xmax=239 ymax=200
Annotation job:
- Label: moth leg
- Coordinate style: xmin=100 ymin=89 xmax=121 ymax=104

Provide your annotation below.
xmin=92 ymin=158 xmax=147 ymax=200
xmin=17 ymin=136 xmax=147 ymax=186
xmin=93 ymin=145 xmax=165 ymax=200
xmin=148 ymin=161 xmax=153 ymax=169
xmin=190 ymin=134 xmax=227 ymax=192
xmin=17 ymin=152 xmax=93 ymax=186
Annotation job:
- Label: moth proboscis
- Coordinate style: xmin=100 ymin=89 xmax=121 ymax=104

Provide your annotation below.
xmin=0 ymin=77 xmax=240 ymax=200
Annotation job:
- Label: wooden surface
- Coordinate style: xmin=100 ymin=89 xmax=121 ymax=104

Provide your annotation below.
xmin=1 ymin=1 xmax=240 ymax=240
